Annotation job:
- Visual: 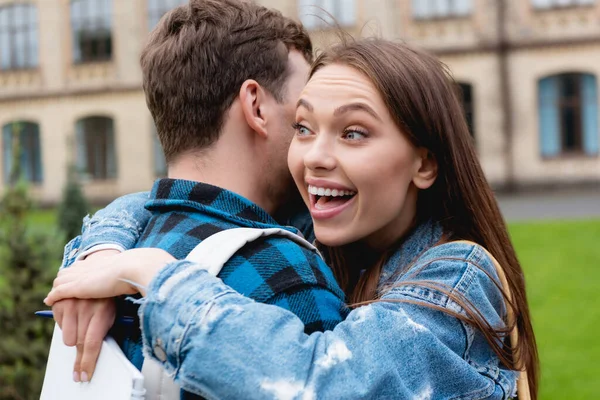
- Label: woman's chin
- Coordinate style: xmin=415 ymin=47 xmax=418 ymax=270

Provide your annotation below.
xmin=314 ymin=230 xmax=353 ymax=248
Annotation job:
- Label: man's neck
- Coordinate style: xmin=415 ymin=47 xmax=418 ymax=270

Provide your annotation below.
xmin=167 ymin=151 xmax=275 ymax=214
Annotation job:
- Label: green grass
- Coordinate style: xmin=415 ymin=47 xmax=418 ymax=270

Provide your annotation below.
xmin=28 ymin=209 xmax=58 ymax=228
xmin=27 ymin=209 xmax=60 ymax=236
xmin=508 ymin=219 xmax=600 ymax=400
xmin=13 ymin=211 xmax=600 ymax=398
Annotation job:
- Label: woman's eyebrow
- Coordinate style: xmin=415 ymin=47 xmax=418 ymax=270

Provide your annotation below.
xmin=334 ymin=103 xmax=381 ymax=121
xmin=296 ymin=98 xmax=313 ymax=111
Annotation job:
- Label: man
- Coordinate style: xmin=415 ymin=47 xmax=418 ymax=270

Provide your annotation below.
xmin=52 ymin=0 xmax=346 ymax=396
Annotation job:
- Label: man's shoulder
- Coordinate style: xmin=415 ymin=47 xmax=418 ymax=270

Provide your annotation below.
xmin=136 ymin=210 xmax=239 ymax=259
xmin=142 ymin=209 xmax=235 ymax=238
xmin=220 ymin=234 xmax=344 ymax=300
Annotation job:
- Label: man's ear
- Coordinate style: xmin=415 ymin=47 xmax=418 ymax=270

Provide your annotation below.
xmin=239 ymin=79 xmax=269 ymax=138
xmin=413 ymin=148 xmax=438 ymax=189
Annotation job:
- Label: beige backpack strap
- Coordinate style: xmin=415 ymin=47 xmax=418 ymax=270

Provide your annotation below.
xmin=454 ymin=241 xmax=531 ymax=400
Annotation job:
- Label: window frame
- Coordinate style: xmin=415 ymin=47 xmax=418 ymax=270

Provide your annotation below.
xmin=557 ymin=73 xmax=584 ymax=154
xmin=411 ymin=0 xmax=473 ymax=21
xmin=70 ymin=0 xmax=113 ymax=64
xmin=457 ymin=82 xmax=475 ymax=139
xmin=75 ymin=116 xmax=117 ymax=181
xmin=2 ymin=121 xmax=43 ymax=184
xmin=538 ymin=72 xmax=599 ymax=158
xmin=297 ymin=0 xmax=357 ymax=30
xmin=0 ymin=3 xmax=39 ymax=71
xmin=531 ymin=0 xmax=596 ymax=11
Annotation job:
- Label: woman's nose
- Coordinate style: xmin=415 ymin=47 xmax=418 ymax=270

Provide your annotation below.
xmin=303 ymin=135 xmax=336 ymax=172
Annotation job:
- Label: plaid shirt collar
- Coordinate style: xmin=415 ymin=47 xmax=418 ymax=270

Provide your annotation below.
xmin=146 ymin=178 xmax=283 ymax=228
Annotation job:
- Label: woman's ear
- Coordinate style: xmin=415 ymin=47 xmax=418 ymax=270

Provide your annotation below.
xmin=413 ymin=148 xmax=438 ymax=189
xmin=239 ymin=79 xmax=269 ymax=138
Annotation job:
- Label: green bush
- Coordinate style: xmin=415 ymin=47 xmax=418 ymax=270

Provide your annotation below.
xmin=57 ymin=165 xmax=89 ymax=240
xmin=0 ymin=129 xmax=61 ymax=399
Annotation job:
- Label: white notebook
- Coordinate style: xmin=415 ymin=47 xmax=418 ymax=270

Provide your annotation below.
xmin=40 ymin=324 xmax=145 ymax=400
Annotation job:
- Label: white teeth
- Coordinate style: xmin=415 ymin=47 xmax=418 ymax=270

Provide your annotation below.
xmin=307 ymin=185 xmax=356 ymax=197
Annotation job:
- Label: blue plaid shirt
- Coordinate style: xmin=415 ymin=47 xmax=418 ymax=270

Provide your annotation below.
xmin=114 ymin=179 xmax=347 ymax=369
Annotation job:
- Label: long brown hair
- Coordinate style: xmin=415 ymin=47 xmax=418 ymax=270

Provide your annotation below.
xmin=311 ymin=38 xmax=539 ymax=399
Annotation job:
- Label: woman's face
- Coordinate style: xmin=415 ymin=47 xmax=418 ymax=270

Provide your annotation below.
xmin=288 ymin=64 xmax=434 ymax=248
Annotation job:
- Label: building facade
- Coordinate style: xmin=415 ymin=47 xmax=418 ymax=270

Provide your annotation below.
xmin=1 ymin=0 xmax=599 ymax=204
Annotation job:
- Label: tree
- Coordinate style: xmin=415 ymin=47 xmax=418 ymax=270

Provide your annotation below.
xmin=57 ymin=164 xmax=89 ymax=240
xmin=0 ymin=123 xmax=60 ymax=399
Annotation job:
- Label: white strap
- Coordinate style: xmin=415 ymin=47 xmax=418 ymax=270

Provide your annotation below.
xmin=143 ymin=228 xmax=316 ymax=399
xmin=184 ymin=227 xmax=317 ymax=276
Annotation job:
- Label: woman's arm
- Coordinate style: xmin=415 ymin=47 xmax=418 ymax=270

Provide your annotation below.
xmin=139 ymin=244 xmax=517 ymax=399
xmin=47 ymin=243 xmax=517 ymax=398
xmin=55 ymin=191 xmax=152 ymax=382
xmin=61 ymin=192 xmax=152 ymax=268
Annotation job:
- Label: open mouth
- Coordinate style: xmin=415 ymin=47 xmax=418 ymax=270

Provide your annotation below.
xmin=308 ymin=185 xmax=357 ymax=211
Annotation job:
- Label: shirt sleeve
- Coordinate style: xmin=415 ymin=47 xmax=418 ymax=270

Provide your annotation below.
xmin=139 ymin=244 xmax=517 ymax=399
xmin=59 ymin=192 xmax=152 ymax=268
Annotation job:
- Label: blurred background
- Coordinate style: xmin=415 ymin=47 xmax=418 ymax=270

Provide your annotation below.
xmin=0 ymin=0 xmax=598 ymax=399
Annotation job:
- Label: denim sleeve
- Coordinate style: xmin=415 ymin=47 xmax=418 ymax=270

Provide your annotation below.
xmin=60 ymin=192 xmax=151 ymax=268
xmin=139 ymin=244 xmax=518 ymax=399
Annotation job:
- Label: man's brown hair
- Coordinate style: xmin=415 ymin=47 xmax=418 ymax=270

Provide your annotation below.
xmin=141 ymin=0 xmax=313 ymax=162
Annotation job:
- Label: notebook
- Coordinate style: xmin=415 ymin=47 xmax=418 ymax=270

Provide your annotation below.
xmin=40 ymin=324 xmax=145 ymax=400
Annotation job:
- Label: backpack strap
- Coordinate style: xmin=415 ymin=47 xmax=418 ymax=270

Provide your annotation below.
xmin=142 ymin=228 xmax=317 ymax=400
xmin=454 ymin=240 xmax=531 ymax=400
xmin=184 ymin=227 xmax=317 ymax=276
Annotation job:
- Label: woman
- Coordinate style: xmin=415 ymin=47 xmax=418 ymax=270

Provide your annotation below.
xmin=46 ymin=38 xmax=538 ymax=399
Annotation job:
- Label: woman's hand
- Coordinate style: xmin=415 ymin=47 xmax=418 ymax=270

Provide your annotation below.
xmin=44 ymin=248 xmax=176 ymax=305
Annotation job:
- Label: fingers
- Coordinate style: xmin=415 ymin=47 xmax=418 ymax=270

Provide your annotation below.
xmin=73 ymin=304 xmax=93 ymax=382
xmin=45 ymin=281 xmax=83 ymax=306
xmin=52 ymin=300 xmax=65 ymax=329
xmin=80 ymin=310 xmax=114 ymax=382
xmin=61 ymin=306 xmax=77 ymax=347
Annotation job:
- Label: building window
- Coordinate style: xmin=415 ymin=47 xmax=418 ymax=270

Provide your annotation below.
xmin=75 ymin=116 xmax=117 ymax=180
xmin=0 ymin=3 xmax=38 ymax=70
xmin=457 ymin=82 xmax=475 ymax=138
xmin=531 ymin=0 xmax=595 ymax=10
xmin=152 ymin=124 xmax=167 ymax=177
xmin=2 ymin=122 xmax=43 ymax=184
xmin=147 ymin=0 xmax=187 ymax=30
xmin=70 ymin=0 xmax=112 ymax=63
xmin=298 ymin=0 xmax=356 ymax=29
xmin=412 ymin=0 xmax=472 ymax=20
xmin=538 ymin=73 xmax=599 ymax=157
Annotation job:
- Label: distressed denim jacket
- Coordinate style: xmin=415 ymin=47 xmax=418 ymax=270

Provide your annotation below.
xmin=62 ymin=193 xmax=518 ymax=399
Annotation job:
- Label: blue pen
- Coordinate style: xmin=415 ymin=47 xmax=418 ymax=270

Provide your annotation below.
xmin=35 ymin=310 xmax=135 ymax=326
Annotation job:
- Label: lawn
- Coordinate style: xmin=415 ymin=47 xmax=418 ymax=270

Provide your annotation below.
xmin=509 ymin=219 xmax=600 ymax=400
xmin=19 ymin=211 xmax=600 ymax=399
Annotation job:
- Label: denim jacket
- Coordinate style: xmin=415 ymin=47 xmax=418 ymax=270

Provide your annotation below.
xmin=62 ymin=195 xmax=518 ymax=399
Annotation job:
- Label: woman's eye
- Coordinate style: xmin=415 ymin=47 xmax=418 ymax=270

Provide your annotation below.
xmin=293 ymin=123 xmax=312 ymax=136
xmin=343 ymin=130 xmax=367 ymax=140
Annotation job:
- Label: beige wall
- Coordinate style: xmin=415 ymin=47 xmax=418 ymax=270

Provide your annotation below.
xmin=509 ymin=43 xmax=600 ymax=185
xmin=0 ymin=91 xmax=155 ymax=203
xmin=2 ymin=0 xmax=600 ymax=204
xmin=439 ymin=52 xmax=508 ymax=185
xmin=0 ymin=0 xmax=151 ymax=203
